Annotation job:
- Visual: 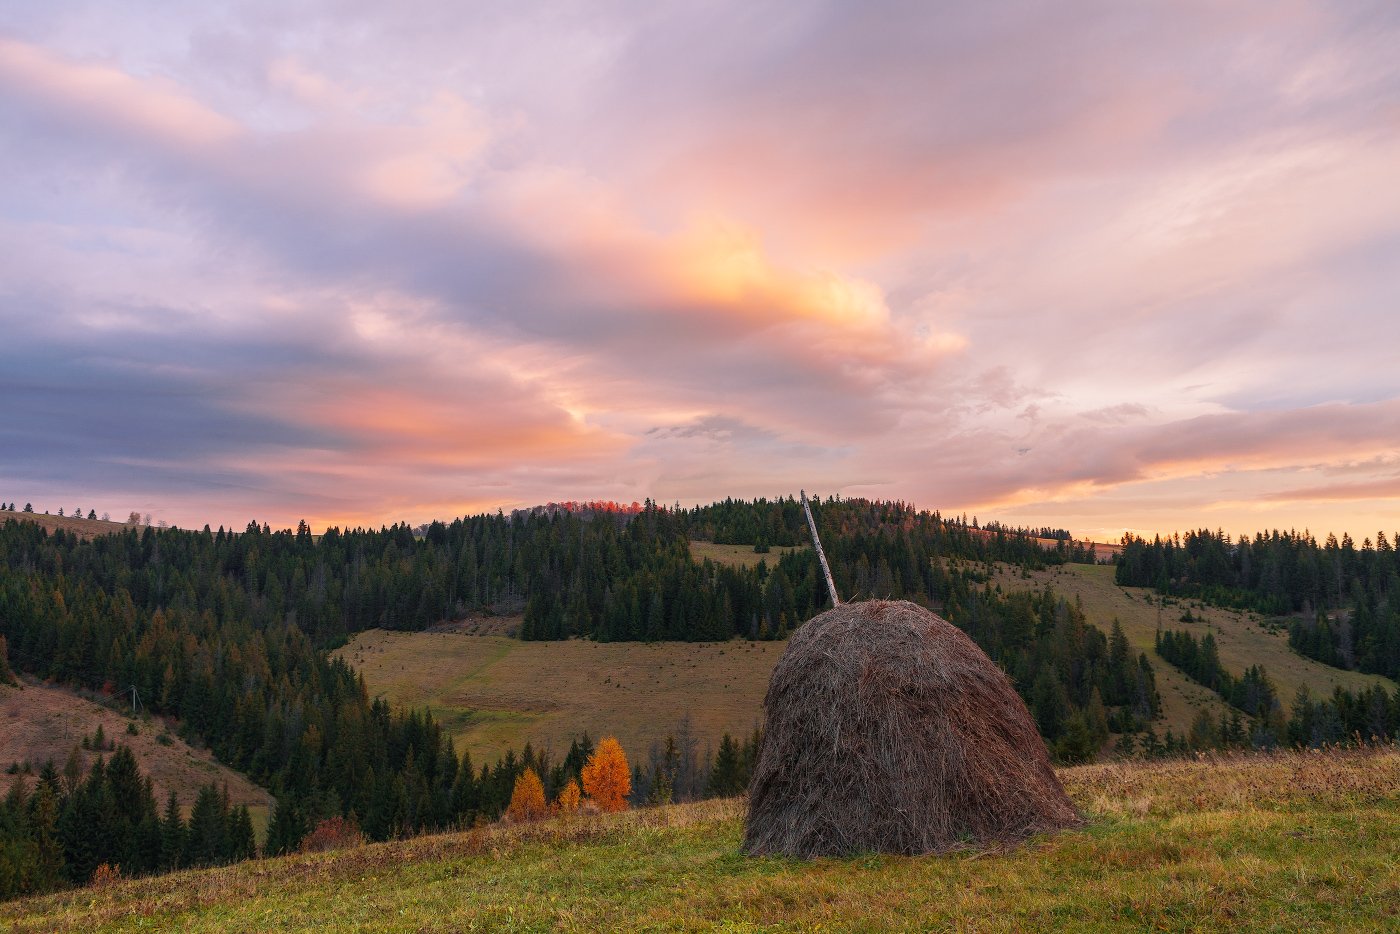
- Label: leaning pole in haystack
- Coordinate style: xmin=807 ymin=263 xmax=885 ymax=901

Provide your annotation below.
xmin=742 ymin=491 xmax=1081 ymax=857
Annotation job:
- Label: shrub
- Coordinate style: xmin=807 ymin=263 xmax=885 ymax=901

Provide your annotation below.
xmin=298 ymin=816 xmax=365 ymax=853
xmin=90 ymin=863 xmax=122 ymax=887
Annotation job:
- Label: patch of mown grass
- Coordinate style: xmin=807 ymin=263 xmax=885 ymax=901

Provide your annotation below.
xmin=6 ymin=749 xmax=1399 ymax=932
xmin=334 ymin=631 xmax=776 ymax=763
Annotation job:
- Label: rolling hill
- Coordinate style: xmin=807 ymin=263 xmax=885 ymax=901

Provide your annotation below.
xmin=994 ymin=563 xmax=1398 ymax=732
xmin=334 ymin=626 xmax=773 ymax=764
xmin=0 ymin=511 xmax=131 ymax=540
xmin=0 ymin=679 xmax=274 ymax=835
xmin=335 ymin=551 xmax=1396 ymax=763
xmin=5 ymin=747 xmax=1397 ymax=931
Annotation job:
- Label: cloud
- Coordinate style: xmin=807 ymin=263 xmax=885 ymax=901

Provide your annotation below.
xmin=1 ymin=3 xmax=1399 ymax=535
xmin=1261 ymin=477 xmax=1400 ymax=504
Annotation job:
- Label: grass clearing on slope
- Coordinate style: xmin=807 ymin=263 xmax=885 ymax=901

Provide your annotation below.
xmin=688 ymin=540 xmax=807 ymax=569
xmin=7 ymin=748 xmax=1398 ymax=932
xmin=994 ymin=563 xmax=1397 ymax=736
xmin=335 ymin=631 xmax=776 ymax=762
xmin=1 ymin=512 xmax=129 ymax=540
xmin=0 ymin=679 xmax=274 ymax=823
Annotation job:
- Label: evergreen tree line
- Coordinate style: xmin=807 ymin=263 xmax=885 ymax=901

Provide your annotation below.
xmin=523 ymin=496 xmax=1102 ymax=641
xmin=940 ymin=581 xmax=1160 ymax=763
xmin=0 ymin=723 xmax=761 ymax=902
xmin=1286 ymin=683 xmax=1400 ymax=747
xmin=1153 ymin=629 xmax=1281 ymax=719
xmin=685 ymin=497 xmax=1097 ymax=565
xmin=1116 ymin=528 xmax=1400 ymax=680
xmin=0 ymin=745 xmax=254 ymax=900
xmin=0 ymin=497 xmax=1093 ymax=656
xmin=1286 ymin=599 xmax=1400 ymax=681
xmin=1119 ymin=680 xmax=1400 ymax=760
xmin=629 ymin=721 xmax=763 ymax=805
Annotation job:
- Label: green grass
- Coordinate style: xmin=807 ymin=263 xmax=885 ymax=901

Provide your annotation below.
xmin=6 ymin=748 xmax=1398 ymax=931
xmin=688 ymin=541 xmax=807 ymax=570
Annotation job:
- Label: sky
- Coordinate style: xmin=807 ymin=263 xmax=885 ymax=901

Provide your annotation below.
xmin=2 ymin=1 xmax=1399 ymax=541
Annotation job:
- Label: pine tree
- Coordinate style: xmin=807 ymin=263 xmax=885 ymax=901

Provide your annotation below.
xmin=185 ymin=784 xmax=226 ymax=866
xmin=228 ymin=806 xmax=257 ymax=861
xmin=265 ymin=793 xmax=306 ymax=856
xmin=29 ymin=780 xmax=67 ymax=891
xmin=160 ymin=791 xmax=185 ymax=870
xmin=707 ymin=733 xmax=743 ymax=797
xmin=0 ymin=635 xmax=14 ymax=686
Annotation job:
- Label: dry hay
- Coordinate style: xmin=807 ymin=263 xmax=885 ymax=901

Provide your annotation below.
xmin=744 ymin=599 xmax=1080 ymax=857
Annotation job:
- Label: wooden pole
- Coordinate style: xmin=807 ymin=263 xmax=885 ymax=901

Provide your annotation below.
xmin=801 ymin=490 xmax=840 ymax=607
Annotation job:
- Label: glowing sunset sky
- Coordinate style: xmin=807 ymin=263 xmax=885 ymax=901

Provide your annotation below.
xmin=2 ymin=1 xmax=1399 ymax=539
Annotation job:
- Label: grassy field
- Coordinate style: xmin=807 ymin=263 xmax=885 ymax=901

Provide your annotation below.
xmin=0 ymin=511 xmax=130 ymax=539
xmin=0 ymin=679 xmax=274 ymax=839
xmin=339 ymin=560 xmax=1399 ymax=763
xmin=6 ymin=747 xmax=1398 ymax=931
xmin=993 ymin=563 xmax=1398 ymax=737
xmin=335 ymin=631 xmax=777 ymax=763
xmin=688 ymin=540 xmax=807 ymax=569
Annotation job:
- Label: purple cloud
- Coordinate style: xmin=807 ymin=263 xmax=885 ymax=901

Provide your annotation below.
xmin=1 ymin=2 xmax=1399 ymax=536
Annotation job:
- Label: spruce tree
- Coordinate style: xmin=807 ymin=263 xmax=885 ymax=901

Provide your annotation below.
xmin=707 ymin=733 xmax=743 ymax=797
xmin=160 ymin=791 xmax=185 ymax=871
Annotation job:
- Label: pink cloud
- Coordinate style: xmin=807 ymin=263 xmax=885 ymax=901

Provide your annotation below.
xmin=2 ymin=3 xmax=1399 ymax=537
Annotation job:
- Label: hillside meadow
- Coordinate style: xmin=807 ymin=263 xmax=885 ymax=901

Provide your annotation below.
xmin=337 ymin=558 xmax=1396 ymax=762
xmin=5 ymin=747 xmax=1397 ymax=931
xmin=334 ymin=628 xmax=775 ymax=763
xmin=0 ymin=512 xmax=130 ymax=540
xmin=994 ymin=563 xmax=1398 ymax=734
xmin=0 ymin=679 xmax=274 ymax=837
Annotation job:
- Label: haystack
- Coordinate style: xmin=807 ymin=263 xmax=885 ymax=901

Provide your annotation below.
xmin=744 ymin=599 xmax=1079 ymax=857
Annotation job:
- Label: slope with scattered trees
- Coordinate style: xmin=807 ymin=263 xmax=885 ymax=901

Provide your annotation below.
xmin=1117 ymin=528 xmax=1400 ymax=680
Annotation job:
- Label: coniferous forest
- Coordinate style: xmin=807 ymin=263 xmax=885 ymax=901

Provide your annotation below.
xmin=0 ymin=496 xmax=1153 ymax=900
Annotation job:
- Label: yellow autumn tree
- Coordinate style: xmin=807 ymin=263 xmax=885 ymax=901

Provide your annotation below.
xmin=505 ymin=767 xmax=548 ymax=823
xmin=554 ymin=778 xmax=581 ymax=815
xmin=581 ymin=736 xmax=631 ymax=812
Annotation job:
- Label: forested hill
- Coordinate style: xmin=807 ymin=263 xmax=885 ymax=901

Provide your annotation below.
xmin=0 ymin=496 xmax=1084 ymax=649
xmin=0 ymin=496 xmax=1156 ymax=898
xmin=1116 ymin=529 xmax=1400 ymax=680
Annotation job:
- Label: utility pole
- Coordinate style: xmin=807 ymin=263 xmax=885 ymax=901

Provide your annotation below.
xmin=129 ymin=685 xmax=140 ymax=715
xmin=801 ymin=490 xmax=841 ymax=607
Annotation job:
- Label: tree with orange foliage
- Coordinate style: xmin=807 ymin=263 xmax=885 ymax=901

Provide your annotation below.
xmin=581 ymin=736 xmax=631 ymax=812
xmin=506 ymin=767 xmax=548 ymax=822
xmin=554 ymin=778 xmax=581 ymax=815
